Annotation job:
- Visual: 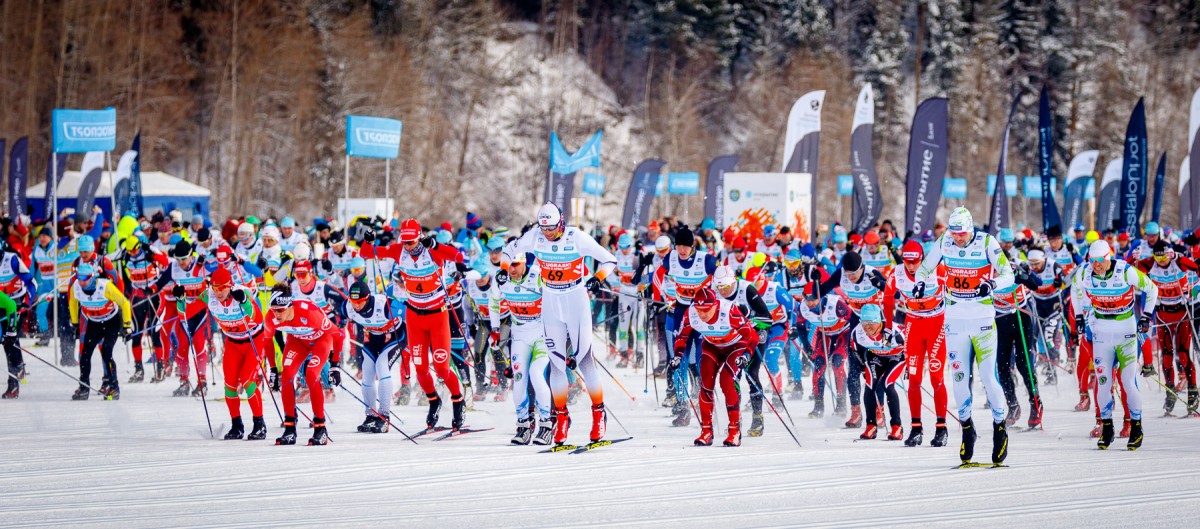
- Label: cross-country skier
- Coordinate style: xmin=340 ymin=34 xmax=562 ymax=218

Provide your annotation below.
xmin=264 ymin=286 xmax=343 ymax=446
xmin=797 ymin=285 xmax=851 ymax=419
xmin=1135 ymin=240 xmax=1198 ymax=416
xmin=508 ymin=202 xmax=617 ymax=445
xmin=0 ymin=238 xmax=33 ymax=399
xmin=993 ymin=252 xmax=1044 ymax=429
xmin=1027 ymin=248 xmax=1068 ymax=388
xmin=156 ymin=241 xmax=211 ymax=397
xmin=114 ymin=236 xmax=169 ymax=383
xmin=361 ymin=220 xmax=468 ymax=432
xmin=652 ymin=226 xmax=716 ymax=433
xmin=670 ymin=288 xmax=757 ymax=447
xmin=712 ymin=265 xmax=772 ymax=434
xmin=206 ymin=267 xmax=268 ymax=441
xmin=69 ymin=263 xmax=132 ymax=400
xmin=915 ymin=207 xmax=1014 ymax=466
xmin=883 ymin=239 xmax=948 ymax=446
xmin=1072 ymin=241 xmax=1156 ymax=450
xmin=490 ymin=250 xmax=554 ymax=445
xmin=345 ymin=281 xmax=402 ymax=433
xmin=852 ymin=304 xmax=905 ymax=441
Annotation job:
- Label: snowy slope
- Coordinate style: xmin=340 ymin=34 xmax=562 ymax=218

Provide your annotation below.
xmin=2 ymin=340 xmax=1199 ymax=529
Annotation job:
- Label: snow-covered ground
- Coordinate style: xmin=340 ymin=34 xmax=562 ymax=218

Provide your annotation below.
xmin=3 ymin=340 xmax=1199 ymax=529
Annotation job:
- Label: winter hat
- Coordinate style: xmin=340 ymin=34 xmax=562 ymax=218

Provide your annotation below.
xmin=440 ymin=222 xmax=453 ymax=233
xmin=998 ymin=228 xmax=1015 ymax=243
xmin=863 ymin=231 xmax=880 ymax=245
xmin=762 ymin=224 xmax=777 ymax=237
xmin=77 ymin=235 xmax=95 ymax=253
xmin=901 ymin=240 xmax=924 ymax=262
xmin=348 ymin=281 xmax=372 ymax=301
xmin=700 ymin=218 xmax=716 ymax=231
xmin=840 ymin=251 xmax=862 ymax=273
xmin=860 ymin=304 xmax=883 ymax=323
xmin=617 ymin=232 xmax=633 ymax=249
xmin=281 ymin=216 xmax=297 ymax=228
xmin=210 ymin=267 xmax=233 ymax=288
xmin=436 ymin=230 xmax=452 ymax=244
xmin=675 ymin=226 xmax=695 ymax=247
xmin=799 ymin=243 xmax=816 ymax=260
xmin=466 ymin=212 xmax=482 ymax=230
xmin=487 ymin=237 xmax=505 ymax=251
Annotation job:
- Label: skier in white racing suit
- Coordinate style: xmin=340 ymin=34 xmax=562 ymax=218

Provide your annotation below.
xmin=508 ymin=203 xmax=616 ymax=445
xmin=1071 ymin=240 xmax=1155 ymax=450
xmin=915 ymin=207 xmax=1014 ymax=466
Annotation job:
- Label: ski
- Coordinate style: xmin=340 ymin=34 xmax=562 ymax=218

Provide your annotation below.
xmin=433 ymin=427 xmax=494 ymax=441
xmin=540 ymin=444 xmax=580 ymax=453
xmin=953 ymin=462 xmax=1007 ymax=469
xmin=410 ymin=426 xmax=452 ymax=439
xmin=570 ymin=437 xmax=633 ymax=454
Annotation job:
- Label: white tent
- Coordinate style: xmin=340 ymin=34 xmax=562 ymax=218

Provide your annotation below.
xmin=27 ymin=171 xmax=210 ymax=198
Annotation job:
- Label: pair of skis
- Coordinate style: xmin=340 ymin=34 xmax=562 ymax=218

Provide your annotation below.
xmin=410 ymin=426 xmax=494 ymax=441
xmin=539 ymin=437 xmax=634 ymax=454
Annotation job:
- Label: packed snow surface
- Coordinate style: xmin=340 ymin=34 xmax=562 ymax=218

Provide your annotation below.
xmin=3 ymin=341 xmax=1198 ymax=528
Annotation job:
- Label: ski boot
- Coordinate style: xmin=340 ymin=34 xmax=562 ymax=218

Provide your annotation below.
xmin=395 ymin=384 xmax=411 ymax=406
xmin=511 ymin=419 xmax=533 ymax=445
xmin=905 ymin=423 xmax=923 ymax=446
xmin=358 ymin=415 xmax=377 ymax=433
xmin=247 ymin=417 xmax=267 ymax=440
xmin=1005 ymin=402 xmax=1020 ymax=426
xmin=787 ymin=381 xmax=803 ymax=401
xmin=451 ymin=398 xmax=466 ymax=431
xmin=424 ymin=394 xmax=442 ymax=430
xmin=859 ymin=423 xmax=877 ymax=440
xmin=103 ymin=386 xmax=120 ymax=401
xmin=1164 ymin=391 xmax=1178 ymax=416
xmin=695 ymin=424 xmax=714 ymax=446
xmin=150 ymin=363 xmax=166 ymax=383
xmin=662 ymin=393 xmax=678 ymax=409
xmin=653 ymin=361 xmax=669 ymax=377
xmin=1119 ymin=418 xmax=1131 ymax=438
xmin=992 ymin=422 xmax=1008 ymax=464
xmin=368 ymin=415 xmax=389 ymax=433
xmin=553 ymin=407 xmax=571 ymax=445
xmin=567 ymin=384 xmax=581 ymax=405
xmin=1027 ymin=398 xmax=1043 ymax=429
xmin=2 ymin=379 xmax=18 ymax=399
xmin=931 ymin=422 xmax=949 ymax=447
xmin=834 ymin=393 xmax=847 ymax=416
xmin=307 ymin=418 xmax=330 ymax=445
xmin=747 ymin=397 xmax=764 ymax=437
xmin=172 ymin=379 xmax=192 ymax=397
xmin=1127 ymin=419 xmax=1143 ymax=450
xmin=493 ymin=391 xmax=508 ymax=402
xmin=533 ymin=418 xmax=554 ymax=445
xmin=1089 ymin=419 xmax=1103 ymax=438
xmin=224 ymin=417 xmax=245 ymax=440
xmin=276 ymin=417 xmax=298 ymax=445
xmin=808 ymin=395 xmax=824 ymax=418
xmin=671 ymin=400 xmax=691 ymax=427
xmin=590 ymin=403 xmax=607 ymax=442
xmin=1187 ymin=389 xmax=1200 ymax=417
xmin=128 ymin=363 xmax=144 ymax=383
xmin=296 ymin=387 xmax=311 ymax=403
xmin=959 ymin=419 xmax=976 ymax=464
xmin=844 ymin=405 xmax=863 ymax=428
xmin=190 ymin=378 xmax=207 ymax=398
xmin=887 ymin=424 xmax=903 ymax=441
xmin=723 ymin=415 xmax=741 ymax=447
xmin=71 ymin=385 xmax=90 ymax=400
xmin=1074 ymin=392 xmax=1091 ymax=412
xmin=1096 ymin=418 xmax=1114 ymax=449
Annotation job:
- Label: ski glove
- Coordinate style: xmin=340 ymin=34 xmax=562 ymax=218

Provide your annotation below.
xmin=975 ymin=279 xmax=995 ymax=298
xmin=1137 ymin=314 xmax=1152 ymax=334
xmin=734 ymin=354 xmax=749 ymax=368
xmin=565 ymin=355 xmax=577 ymax=370
xmin=1052 ymin=277 xmax=1064 ymax=289
xmin=495 ymin=270 xmax=509 ymax=285
xmin=1141 ymin=365 xmax=1156 ymax=377
xmin=269 ymin=368 xmax=280 ymax=392
xmin=231 ymin=289 xmax=247 ymax=304
xmin=1076 ymin=319 xmax=1089 ymax=342
xmin=668 ymin=355 xmax=682 ymax=369
xmin=329 ymin=366 xmax=342 ymax=387
xmin=172 ymin=284 xmax=186 ymax=298
xmin=502 ymin=366 xmax=513 ymax=379
xmin=420 ymin=236 xmax=435 ymax=249
xmin=911 ymin=281 xmax=926 ymax=299
xmin=489 ymin=331 xmax=501 ymax=347
xmin=320 ymin=260 xmax=334 ymax=274
xmin=363 ymin=230 xmax=376 ymax=243
xmin=120 ymin=326 xmax=132 ymax=343
xmin=807 ymin=266 xmax=823 ymax=283
xmin=869 ymin=273 xmax=887 ymax=292
xmin=585 ymin=276 xmax=601 ymax=296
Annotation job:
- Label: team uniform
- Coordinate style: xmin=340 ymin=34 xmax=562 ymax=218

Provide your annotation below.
xmin=69 ymin=273 xmax=132 ymax=400
xmin=797 ymin=292 xmax=852 ymax=418
xmin=851 ymin=319 xmax=906 ymax=440
xmin=205 ymin=270 xmax=269 ymax=441
xmin=1136 ymin=252 xmax=1200 ymax=415
xmin=1071 ymin=245 xmax=1155 ymax=450
xmin=883 ymin=243 xmax=948 ymax=446
xmin=672 ymin=293 xmax=758 ymax=447
xmin=511 ymin=212 xmax=617 ymax=444
xmin=346 ymin=290 xmax=403 ymax=433
xmin=115 ymin=243 xmax=169 ymax=383
xmin=916 ymin=208 xmax=1015 ymax=465
xmin=490 ymin=259 xmax=554 ymax=445
xmin=155 ymin=245 xmax=212 ymax=396
xmin=265 ymin=297 xmax=343 ymax=445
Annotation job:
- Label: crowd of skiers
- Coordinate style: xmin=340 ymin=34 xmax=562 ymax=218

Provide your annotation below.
xmin=0 ymin=200 xmax=1190 ymax=461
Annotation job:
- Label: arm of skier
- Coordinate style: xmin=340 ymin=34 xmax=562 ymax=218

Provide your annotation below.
xmin=988 ymin=235 xmax=1015 ymax=291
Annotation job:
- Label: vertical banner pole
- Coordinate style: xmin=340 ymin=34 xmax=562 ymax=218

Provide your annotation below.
xmin=343 ymin=155 xmax=350 ymax=227
xmin=51 ymin=154 xmax=59 ymax=366
xmin=385 ymin=159 xmax=391 ymax=207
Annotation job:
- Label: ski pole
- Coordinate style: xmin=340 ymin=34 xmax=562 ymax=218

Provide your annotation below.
xmin=754 ymin=335 xmax=797 ymax=428
xmin=572 ymin=363 xmax=630 ymax=435
xmin=16 ymin=345 xmax=107 ymax=396
xmin=334 ymin=363 xmax=404 ymax=424
xmin=742 ymin=365 xmax=802 ymax=447
xmin=332 ymin=368 xmax=419 ymax=445
xmin=237 ymin=315 xmax=284 ymax=423
xmin=588 ymin=351 xmax=637 ymax=402
xmin=181 ymin=318 xmax=214 ymax=438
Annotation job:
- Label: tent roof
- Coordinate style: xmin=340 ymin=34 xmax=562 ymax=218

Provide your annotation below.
xmin=26 ymin=171 xmax=211 ymax=198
